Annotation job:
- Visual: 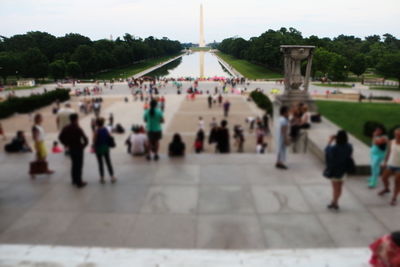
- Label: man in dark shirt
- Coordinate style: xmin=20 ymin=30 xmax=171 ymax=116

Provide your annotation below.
xmin=59 ymin=113 xmax=88 ymax=188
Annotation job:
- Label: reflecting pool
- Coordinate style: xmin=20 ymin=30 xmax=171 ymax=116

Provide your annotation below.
xmin=146 ymin=52 xmax=232 ymax=79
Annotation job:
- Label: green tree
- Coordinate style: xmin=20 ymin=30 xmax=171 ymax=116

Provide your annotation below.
xmin=350 ymin=54 xmax=366 ymax=77
xmin=330 ymin=54 xmax=348 ymax=81
xmin=66 ymin=61 xmax=81 ymax=78
xmin=0 ymin=52 xmax=18 ymax=84
xmin=21 ymin=48 xmax=49 ymax=79
xmin=49 ymin=59 xmax=66 ymax=80
xmin=376 ymin=52 xmax=400 ymax=88
xmin=71 ymin=45 xmax=97 ymax=76
xmin=312 ymin=48 xmax=335 ymax=77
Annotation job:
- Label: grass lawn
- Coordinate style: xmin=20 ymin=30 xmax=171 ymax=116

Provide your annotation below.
xmin=92 ymin=54 xmax=182 ymax=80
xmin=316 ymin=100 xmax=400 ymax=145
xmin=216 ymin=52 xmax=282 ymax=80
xmin=5 ymin=85 xmax=38 ymax=90
xmin=369 ymin=85 xmax=400 ymax=92
xmin=313 ymin=83 xmax=352 ymax=88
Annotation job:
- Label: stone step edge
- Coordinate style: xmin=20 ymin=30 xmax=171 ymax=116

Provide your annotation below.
xmin=0 ymin=244 xmax=370 ymax=267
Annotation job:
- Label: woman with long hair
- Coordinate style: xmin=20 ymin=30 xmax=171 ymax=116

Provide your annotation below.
xmin=168 ymin=133 xmax=185 ymax=157
xmin=143 ymin=99 xmax=164 ymax=160
xmin=93 ymin=117 xmax=116 ymax=184
xmin=369 ymin=126 xmax=388 ymax=188
xmin=324 ymin=130 xmax=353 ymax=211
xmin=378 ymin=128 xmax=400 ymax=206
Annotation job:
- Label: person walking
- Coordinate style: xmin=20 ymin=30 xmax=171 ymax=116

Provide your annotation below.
xmin=217 ymin=94 xmax=223 ymax=106
xmin=223 ymin=100 xmax=231 ymax=117
xmin=275 ymin=106 xmax=290 ymax=169
xmin=159 ymin=95 xmax=166 ymax=112
xmin=93 ymin=118 xmax=116 ymax=184
xmin=59 ymin=113 xmax=88 ymax=188
xmin=216 ymin=120 xmax=230 ymax=153
xmin=378 ymin=128 xmax=400 ymax=206
xmin=207 ymin=95 xmax=212 ymax=109
xmin=30 ymin=113 xmax=54 ymax=177
xmin=233 ymin=125 xmax=245 ymax=153
xmin=368 ymin=126 xmax=388 ymax=188
xmin=324 ymin=130 xmax=353 ymax=211
xmin=143 ymin=99 xmax=164 ymax=161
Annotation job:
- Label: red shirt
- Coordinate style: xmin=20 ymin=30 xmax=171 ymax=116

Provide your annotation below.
xmin=370 ymin=235 xmax=400 ymax=267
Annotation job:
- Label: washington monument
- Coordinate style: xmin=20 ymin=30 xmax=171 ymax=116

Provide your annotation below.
xmin=199 ymin=4 xmax=205 ymax=47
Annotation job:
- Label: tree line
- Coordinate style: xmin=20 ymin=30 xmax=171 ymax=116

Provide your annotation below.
xmin=0 ymin=32 xmax=182 ymax=84
xmin=218 ymin=27 xmax=400 ymax=84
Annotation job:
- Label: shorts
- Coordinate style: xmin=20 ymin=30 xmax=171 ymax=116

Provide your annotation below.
xmin=388 ymin=166 xmax=400 ymax=173
xmin=330 ymin=177 xmax=345 ymax=182
xmin=148 ymin=131 xmax=162 ymax=142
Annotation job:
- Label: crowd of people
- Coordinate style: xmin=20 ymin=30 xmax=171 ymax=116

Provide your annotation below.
xmin=275 ymin=102 xmax=400 ymax=210
xmin=1 ymin=78 xmax=400 ymax=264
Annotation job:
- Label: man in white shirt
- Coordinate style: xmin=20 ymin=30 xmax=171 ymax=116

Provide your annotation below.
xmin=57 ymin=103 xmax=75 ymax=131
xmin=129 ymin=126 xmax=148 ymax=156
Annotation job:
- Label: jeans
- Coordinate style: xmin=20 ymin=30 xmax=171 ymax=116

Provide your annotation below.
xmin=95 ymin=151 xmax=114 ymax=177
xmin=69 ymin=149 xmax=84 ymax=185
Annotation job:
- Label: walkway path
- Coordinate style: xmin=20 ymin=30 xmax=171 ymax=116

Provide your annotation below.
xmin=0 ymin=151 xmax=397 ymax=249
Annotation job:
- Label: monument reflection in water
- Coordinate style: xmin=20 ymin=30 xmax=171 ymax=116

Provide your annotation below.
xmin=146 ymin=52 xmax=232 ymax=79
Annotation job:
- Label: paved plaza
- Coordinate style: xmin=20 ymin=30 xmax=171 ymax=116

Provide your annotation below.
xmin=3 ymin=80 xmax=400 ymax=99
xmin=0 ymin=87 xmax=398 ymax=252
xmin=0 ymin=151 xmax=398 ymax=250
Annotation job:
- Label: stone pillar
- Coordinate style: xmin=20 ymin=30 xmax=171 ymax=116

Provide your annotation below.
xmin=303 ymin=52 xmax=314 ymax=92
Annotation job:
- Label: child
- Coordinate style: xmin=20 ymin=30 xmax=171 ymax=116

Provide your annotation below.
xmin=198 ymin=117 xmax=205 ymax=130
xmin=52 ymin=141 xmax=63 ymax=154
xmin=194 ymin=129 xmax=205 ymax=153
xmin=369 ymin=231 xmax=400 ymax=266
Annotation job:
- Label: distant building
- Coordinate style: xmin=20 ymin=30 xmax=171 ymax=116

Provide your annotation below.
xmin=17 ymin=79 xmax=35 ymax=87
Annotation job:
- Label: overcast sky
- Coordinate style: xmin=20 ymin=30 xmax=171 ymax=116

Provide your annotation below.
xmin=1 ymin=0 xmax=399 ymax=42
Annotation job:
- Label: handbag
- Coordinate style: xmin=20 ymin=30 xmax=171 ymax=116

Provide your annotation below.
xmin=29 ymin=160 xmax=48 ymax=175
xmin=107 ymin=135 xmax=116 ymax=148
xmin=346 ymin=157 xmax=356 ymax=174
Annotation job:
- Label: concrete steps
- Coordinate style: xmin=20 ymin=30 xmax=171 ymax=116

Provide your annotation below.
xmin=0 ymin=245 xmax=370 ymax=267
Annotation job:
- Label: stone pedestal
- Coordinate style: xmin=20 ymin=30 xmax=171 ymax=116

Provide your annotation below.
xmin=276 ymin=45 xmax=316 ymax=111
xmin=276 ymin=90 xmax=317 ymax=111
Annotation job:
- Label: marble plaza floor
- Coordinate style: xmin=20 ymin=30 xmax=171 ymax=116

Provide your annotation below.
xmin=0 ymin=150 xmax=398 ymax=250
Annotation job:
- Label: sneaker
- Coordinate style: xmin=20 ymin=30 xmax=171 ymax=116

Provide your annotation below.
xmin=154 ymin=154 xmax=159 ymax=161
xmin=146 ymin=155 xmax=151 ymax=161
xmin=327 ymin=203 xmax=339 ymax=211
xmin=275 ymin=163 xmax=288 ymax=170
xmin=76 ymin=181 xmax=87 ymax=188
xmin=378 ymin=189 xmax=390 ymax=196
